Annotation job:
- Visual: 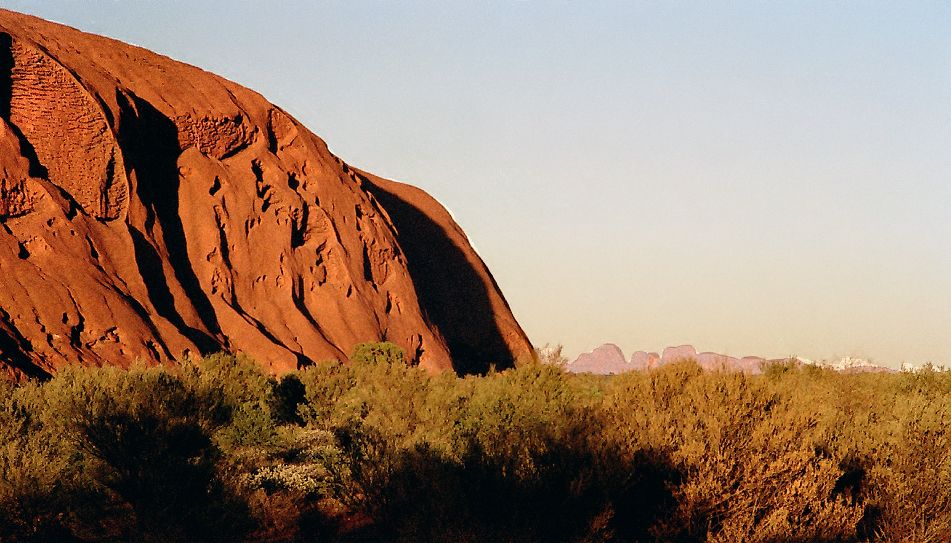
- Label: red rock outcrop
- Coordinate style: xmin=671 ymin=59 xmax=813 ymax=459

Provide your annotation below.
xmin=570 ymin=344 xmax=772 ymax=375
xmin=0 ymin=10 xmax=532 ymax=378
xmin=660 ymin=345 xmax=699 ymax=365
xmin=630 ymin=350 xmax=661 ymax=370
xmin=567 ymin=343 xmax=630 ymax=375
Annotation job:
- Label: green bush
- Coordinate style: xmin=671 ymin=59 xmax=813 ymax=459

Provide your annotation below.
xmin=0 ymin=353 xmax=948 ymax=542
xmin=270 ymin=374 xmax=307 ymax=425
xmin=40 ymin=364 xmax=253 ymax=541
xmin=0 ymin=379 xmax=85 ymax=541
xmin=350 ymin=341 xmax=406 ymax=366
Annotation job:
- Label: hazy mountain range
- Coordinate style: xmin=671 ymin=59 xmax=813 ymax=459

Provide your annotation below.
xmin=567 ymin=344 xmax=898 ymax=375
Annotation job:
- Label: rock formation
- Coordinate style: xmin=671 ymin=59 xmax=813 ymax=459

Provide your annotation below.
xmin=569 ymin=343 xmax=899 ymax=375
xmin=0 ymin=10 xmax=532 ymax=378
xmin=568 ymin=344 xmax=771 ymax=375
xmin=660 ymin=345 xmax=699 ymax=365
xmin=567 ymin=344 xmax=630 ymax=375
xmin=630 ymin=350 xmax=661 ymax=370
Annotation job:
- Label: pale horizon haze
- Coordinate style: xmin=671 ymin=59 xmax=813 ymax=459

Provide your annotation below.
xmin=6 ymin=1 xmax=950 ymax=367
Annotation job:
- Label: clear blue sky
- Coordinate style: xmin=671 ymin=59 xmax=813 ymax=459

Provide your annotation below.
xmin=8 ymin=1 xmax=950 ymax=366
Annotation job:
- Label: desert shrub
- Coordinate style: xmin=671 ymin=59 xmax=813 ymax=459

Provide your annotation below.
xmin=533 ymin=343 xmax=570 ymax=368
xmin=667 ymin=372 xmax=860 ymax=542
xmin=0 ymin=380 xmax=90 ymax=541
xmin=294 ymin=357 xmax=944 ymax=541
xmin=302 ymin=360 xmax=624 ymax=541
xmin=1 ymin=353 xmax=948 ymax=542
xmin=0 ymin=357 xmax=297 ymax=542
xmin=350 ymin=341 xmax=405 ymax=366
xmin=30 ymin=364 xmax=252 ymax=541
xmin=297 ymin=359 xmax=357 ymax=426
xmin=270 ymin=373 xmax=307 ymax=425
xmin=852 ymin=387 xmax=951 ymax=542
xmin=762 ymin=357 xmax=801 ymax=379
xmin=601 ymin=362 xmax=866 ymax=542
xmin=177 ymin=353 xmax=280 ymax=451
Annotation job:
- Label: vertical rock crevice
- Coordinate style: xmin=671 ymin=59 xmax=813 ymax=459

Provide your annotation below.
xmin=117 ymin=91 xmax=224 ymax=355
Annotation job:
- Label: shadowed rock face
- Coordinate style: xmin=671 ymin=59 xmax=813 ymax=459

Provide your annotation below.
xmin=0 ymin=10 xmax=532 ymax=377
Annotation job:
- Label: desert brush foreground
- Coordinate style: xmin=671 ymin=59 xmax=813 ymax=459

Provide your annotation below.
xmin=0 ymin=348 xmax=947 ymax=542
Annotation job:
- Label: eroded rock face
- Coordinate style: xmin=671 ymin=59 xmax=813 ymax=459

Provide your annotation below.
xmin=0 ymin=118 xmax=43 ymax=218
xmin=0 ymin=10 xmax=532 ymax=377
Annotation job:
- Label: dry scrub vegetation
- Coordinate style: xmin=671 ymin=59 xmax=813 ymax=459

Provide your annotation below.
xmin=0 ymin=346 xmax=948 ymax=542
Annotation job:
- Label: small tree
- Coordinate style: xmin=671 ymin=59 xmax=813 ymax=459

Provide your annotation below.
xmin=350 ymin=342 xmax=406 ymax=366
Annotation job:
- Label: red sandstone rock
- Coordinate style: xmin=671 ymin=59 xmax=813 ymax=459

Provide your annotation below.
xmin=630 ymin=350 xmax=661 ymax=370
xmin=567 ymin=343 xmax=630 ymax=375
xmin=0 ymin=10 xmax=532 ymax=377
xmin=736 ymin=356 xmax=768 ymax=374
xmin=571 ymin=344 xmax=770 ymax=375
xmin=694 ymin=352 xmax=738 ymax=371
xmin=660 ymin=345 xmax=698 ymax=365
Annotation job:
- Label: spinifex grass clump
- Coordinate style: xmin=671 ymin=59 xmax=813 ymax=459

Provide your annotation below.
xmin=0 ymin=345 xmax=947 ymax=542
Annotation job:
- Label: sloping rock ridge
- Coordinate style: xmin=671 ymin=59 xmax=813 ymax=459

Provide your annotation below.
xmin=0 ymin=10 xmax=532 ymax=378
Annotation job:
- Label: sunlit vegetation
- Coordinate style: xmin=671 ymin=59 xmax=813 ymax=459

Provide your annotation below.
xmin=0 ymin=344 xmax=948 ymax=542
